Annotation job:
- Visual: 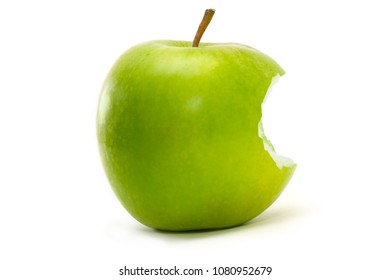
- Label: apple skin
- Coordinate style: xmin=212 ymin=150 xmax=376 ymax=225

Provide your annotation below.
xmin=97 ymin=40 xmax=296 ymax=231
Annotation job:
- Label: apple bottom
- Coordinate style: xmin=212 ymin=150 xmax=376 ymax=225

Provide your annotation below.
xmin=100 ymin=139 xmax=295 ymax=231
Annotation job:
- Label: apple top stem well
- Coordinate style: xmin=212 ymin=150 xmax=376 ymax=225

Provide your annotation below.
xmin=192 ymin=9 xmax=215 ymax=47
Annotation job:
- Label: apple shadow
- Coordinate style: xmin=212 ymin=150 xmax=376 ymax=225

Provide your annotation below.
xmin=137 ymin=203 xmax=307 ymax=240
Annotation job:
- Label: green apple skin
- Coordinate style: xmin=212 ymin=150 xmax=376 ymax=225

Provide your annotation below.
xmin=97 ymin=40 xmax=296 ymax=231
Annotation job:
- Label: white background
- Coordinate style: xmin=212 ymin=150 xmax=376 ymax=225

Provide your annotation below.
xmin=1 ymin=0 xmax=389 ymax=279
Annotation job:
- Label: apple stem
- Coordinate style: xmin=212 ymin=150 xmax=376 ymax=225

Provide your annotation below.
xmin=192 ymin=9 xmax=215 ymax=47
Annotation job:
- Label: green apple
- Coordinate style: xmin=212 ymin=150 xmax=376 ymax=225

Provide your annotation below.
xmin=97 ymin=9 xmax=296 ymax=231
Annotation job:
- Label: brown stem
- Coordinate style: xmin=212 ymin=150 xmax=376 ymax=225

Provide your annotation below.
xmin=192 ymin=9 xmax=215 ymax=47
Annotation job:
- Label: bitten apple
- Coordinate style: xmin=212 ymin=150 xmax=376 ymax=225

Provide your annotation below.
xmin=97 ymin=9 xmax=296 ymax=231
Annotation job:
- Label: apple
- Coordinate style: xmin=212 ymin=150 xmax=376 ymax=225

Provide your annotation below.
xmin=97 ymin=9 xmax=296 ymax=231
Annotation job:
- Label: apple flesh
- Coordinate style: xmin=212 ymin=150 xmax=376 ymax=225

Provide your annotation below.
xmin=97 ymin=40 xmax=296 ymax=231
